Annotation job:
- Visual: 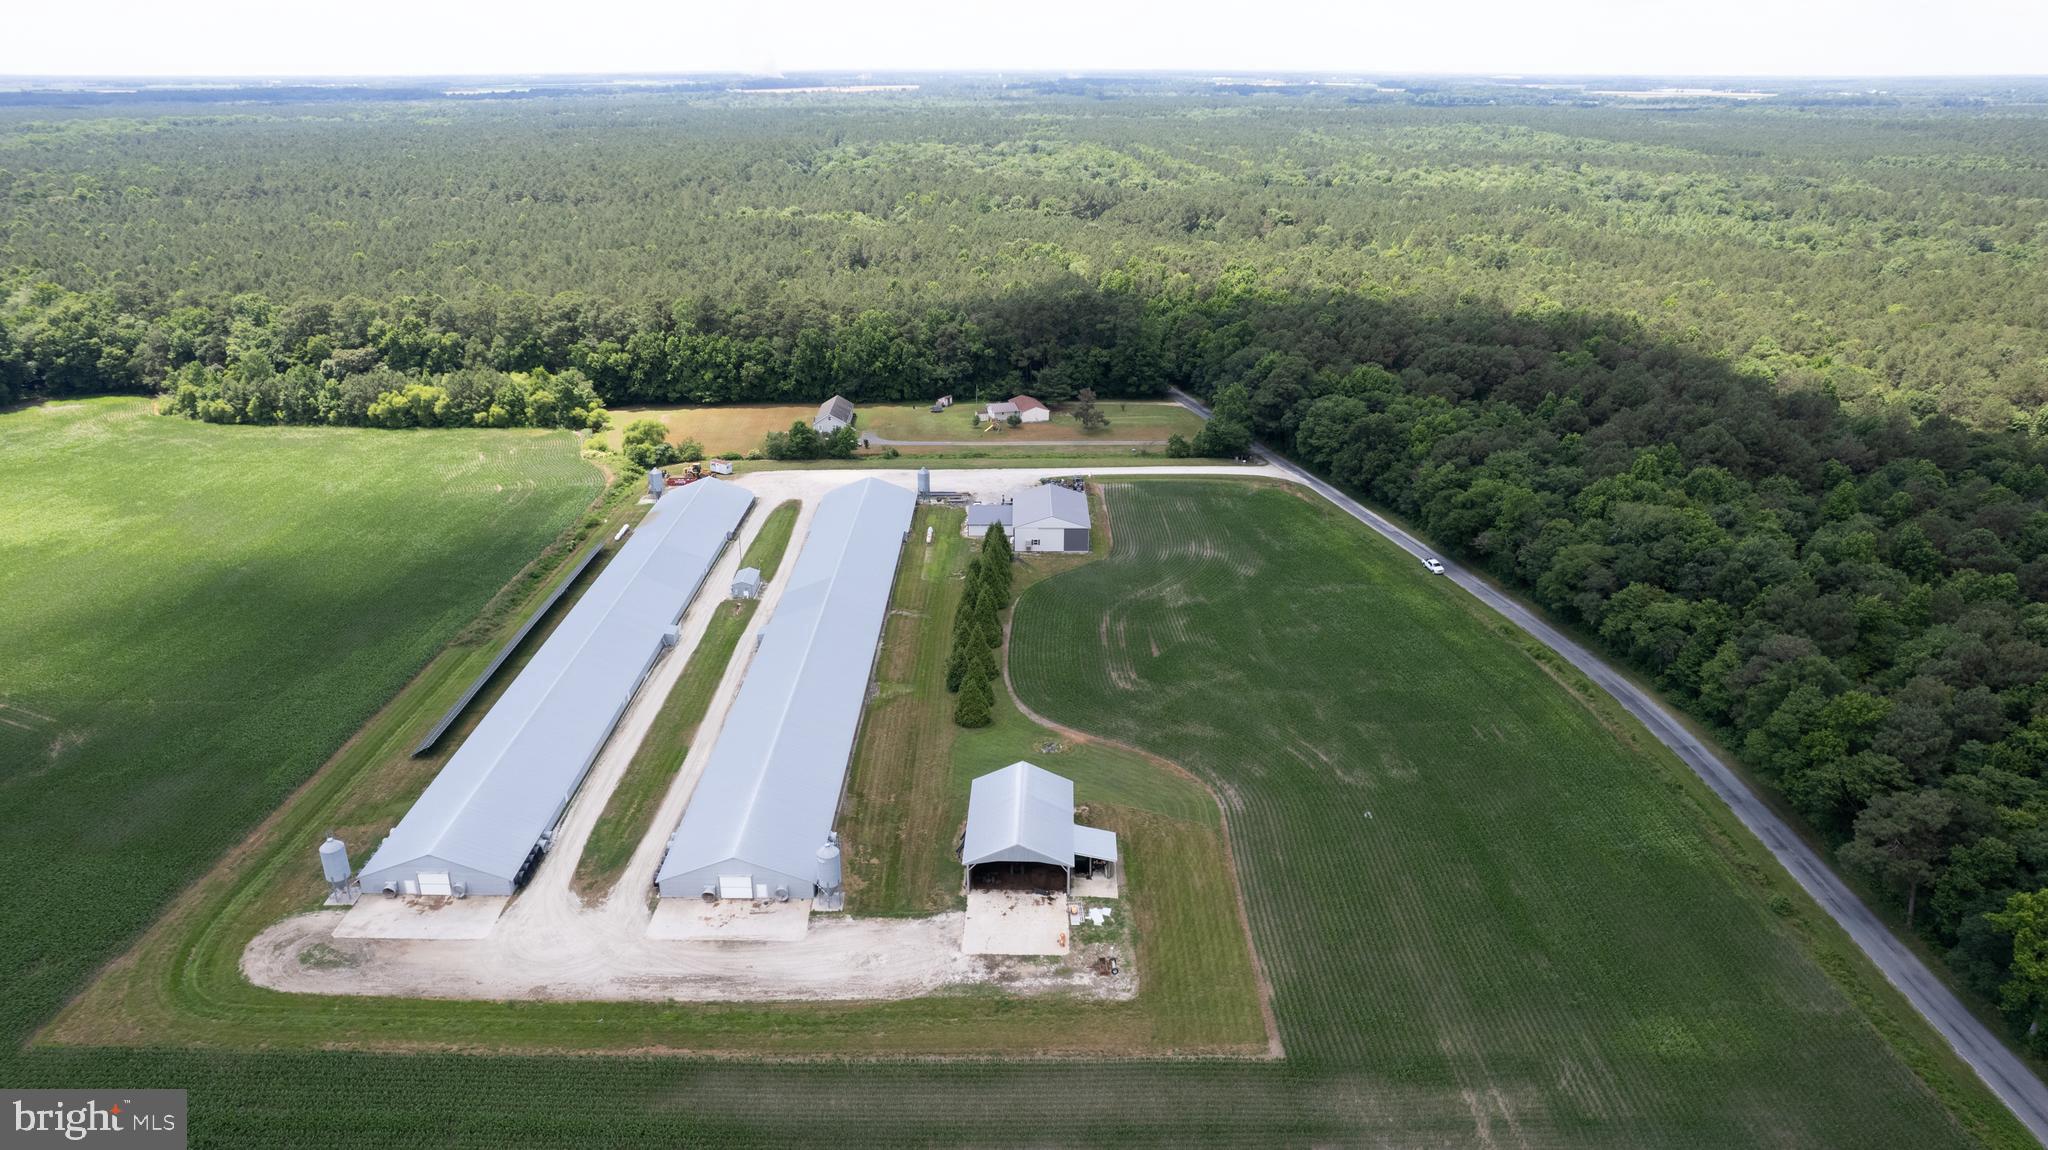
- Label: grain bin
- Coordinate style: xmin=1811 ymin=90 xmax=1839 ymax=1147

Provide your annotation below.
xmin=320 ymin=837 xmax=352 ymax=885
xmin=646 ymin=467 xmax=665 ymax=498
xmin=319 ymin=836 xmax=357 ymax=905
xmin=814 ymin=833 xmax=844 ymax=911
xmin=916 ymin=467 xmax=931 ymax=495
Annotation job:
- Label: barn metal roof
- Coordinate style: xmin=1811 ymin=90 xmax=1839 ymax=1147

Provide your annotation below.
xmin=817 ymin=395 xmax=855 ymax=424
xmin=1012 ymin=484 xmax=1088 ymax=528
xmin=359 ymin=477 xmax=755 ymax=888
xmin=657 ymin=478 xmax=916 ymax=895
xmin=963 ymin=762 xmax=1077 ymax=868
xmin=962 ymin=761 xmax=1118 ymax=868
xmin=966 ymin=502 xmax=1014 ymax=528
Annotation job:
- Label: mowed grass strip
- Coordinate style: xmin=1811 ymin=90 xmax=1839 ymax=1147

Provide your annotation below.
xmin=1008 ymin=479 xmax=2022 ymax=1148
xmin=568 ymin=600 xmax=756 ymax=902
xmin=0 ymin=397 xmax=604 ymax=1051
xmin=734 ymin=499 xmax=800 ymax=580
xmin=571 ymin=500 xmax=799 ymax=900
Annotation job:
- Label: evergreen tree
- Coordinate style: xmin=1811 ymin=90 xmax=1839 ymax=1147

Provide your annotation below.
xmin=944 ymin=624 xmax=978 ymax=693
xmin=954 ymin=660 xmax=994 ymax=728
xmin=974 ymin=585 xmax=1004 ymax=650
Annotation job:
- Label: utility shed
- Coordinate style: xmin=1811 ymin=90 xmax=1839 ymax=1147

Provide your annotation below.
xmin=731 ymin=566 xmax=763 ymax=599
xmin=656 ymin=478 xmax=916 ymax=901
xmin=1011 ymin=484 xmax=1090 ymax=552
xmin=964 ymin=501 xmax=1014 ymax=539
xmin=962 ymin=762 xmax=1118 ymax=891
xmin=813 ymin=394 xmax=856 ymax=433
xmin=358 ymin=478 xmax=755 ymax=898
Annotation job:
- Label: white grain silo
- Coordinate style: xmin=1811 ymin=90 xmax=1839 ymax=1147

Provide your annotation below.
xmin=646 ymin=467 xmax=665 ymax=499
xmin=319 ymin=836 xmax=357 ymax=905
xmin=814 ymin=833 xmax=844 ymax=911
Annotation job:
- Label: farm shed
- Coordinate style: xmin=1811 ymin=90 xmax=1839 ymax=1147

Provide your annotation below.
xmin=731 ymin=566 xmax=763 ymax=599
xmin=656 ymin=478 xmax=916 ymax=901
xmin=1011 ymin=484 xmax=1090 ymax=552
xmin=357 ymin=478 xmax=755 ymax=898
xmin=964 ymin=501 xmax=1013 ymax=539
xmin=962 ymin=761 xmax=1118 ymax=892
xmin=813 ymin=394 xmax=856 ymax=433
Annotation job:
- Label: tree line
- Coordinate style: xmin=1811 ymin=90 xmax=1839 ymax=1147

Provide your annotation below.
xmin=4 ymin=96 xmax=2047 ymax=426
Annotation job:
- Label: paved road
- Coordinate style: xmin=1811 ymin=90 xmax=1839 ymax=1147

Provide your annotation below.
xmin=1168 ymin=388 xmax=2048 ymax=1145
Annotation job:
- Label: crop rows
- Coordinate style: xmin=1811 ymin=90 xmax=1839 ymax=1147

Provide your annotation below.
xmin=1008 ymin=480 xmax=2006 ymax=1146
xmin=0 ymin=399 xmax=601 ymax=1051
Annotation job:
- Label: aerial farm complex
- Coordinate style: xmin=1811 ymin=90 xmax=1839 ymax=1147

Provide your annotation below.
xmin=301 ymin=468 xmax=1126 ymax=986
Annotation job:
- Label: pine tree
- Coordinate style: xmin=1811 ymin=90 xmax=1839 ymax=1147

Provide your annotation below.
xmin=975 ymin=585 xmax=1004 ymax=650
xmin=954 ymin=660 xmax=994 ymax=728
xmin=981 ymin=532 xmax=1013 ymax=600
xmin=944 ymin=624 xmax=977 ymax=692
xmin=953 ymin=555 xmax=984 ymax=640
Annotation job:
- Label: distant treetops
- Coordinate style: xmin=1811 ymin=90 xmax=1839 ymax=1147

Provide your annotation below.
xmin=949 ymin=526 xmax=1015 ymax=729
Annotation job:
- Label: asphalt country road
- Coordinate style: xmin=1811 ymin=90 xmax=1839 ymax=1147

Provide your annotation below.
xmin=1168 ymin=388 xmax=2048 ymax=1146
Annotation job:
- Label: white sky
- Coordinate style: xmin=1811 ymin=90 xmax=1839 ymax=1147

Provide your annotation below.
xmin=3 ymin=0 xmax=2043 ymax=78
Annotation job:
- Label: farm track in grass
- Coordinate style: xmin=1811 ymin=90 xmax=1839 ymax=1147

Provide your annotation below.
xmin=1008 ymin=479 xmax=2028 ymax=1147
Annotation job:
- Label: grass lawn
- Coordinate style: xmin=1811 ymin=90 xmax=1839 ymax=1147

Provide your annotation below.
xmin=0 ymin=397 xmax=604 ymax=1051
xmin=570 ymin=501 xmax=802 ymax=901
xmin=729 ymin=451 xmax=1240 ymax=472
xmin=1007 ymin=479 xmax=2027 ymax=1148
xmin=607 ymin=400 xmax=1205 ymax=457
xmin=605 ymin=404 xmax=813 ymax=455
xmin=858 ymin=400 xmax=1204 ymax=443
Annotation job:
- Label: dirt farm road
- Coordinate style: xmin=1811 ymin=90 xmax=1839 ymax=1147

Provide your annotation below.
xmin=1167 ymin=388 xmax=2048 ymax=1147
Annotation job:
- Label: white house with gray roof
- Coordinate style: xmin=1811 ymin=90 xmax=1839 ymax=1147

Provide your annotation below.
xmin=813 ymin=395 xmax=856 ymax=434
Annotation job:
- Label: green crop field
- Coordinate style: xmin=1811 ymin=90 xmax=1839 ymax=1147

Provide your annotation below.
xmin=0 ymin=397 xmax=604 ymax=1053
xmin=1006 ymin=479 xmax=2029 ymax=1147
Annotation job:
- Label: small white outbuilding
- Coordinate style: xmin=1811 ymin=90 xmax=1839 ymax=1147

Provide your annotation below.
xmin=731 ymin=567 xmax=763 ymax=599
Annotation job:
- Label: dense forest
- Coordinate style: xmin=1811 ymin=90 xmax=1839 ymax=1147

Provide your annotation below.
xmin=8 ymin=87 xmax=2048 ymax=1048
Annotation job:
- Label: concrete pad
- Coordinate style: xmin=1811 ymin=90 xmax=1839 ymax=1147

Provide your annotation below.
xmin=1070 ymin=870 xmax=1120 ymax=899
xmin=335 ymin=894 xmax=508 ymax=940
xmin=964 ymin=890 xmax=1068 ymax=956
xmin=647 ymin=897 xmax=813 ymax=942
